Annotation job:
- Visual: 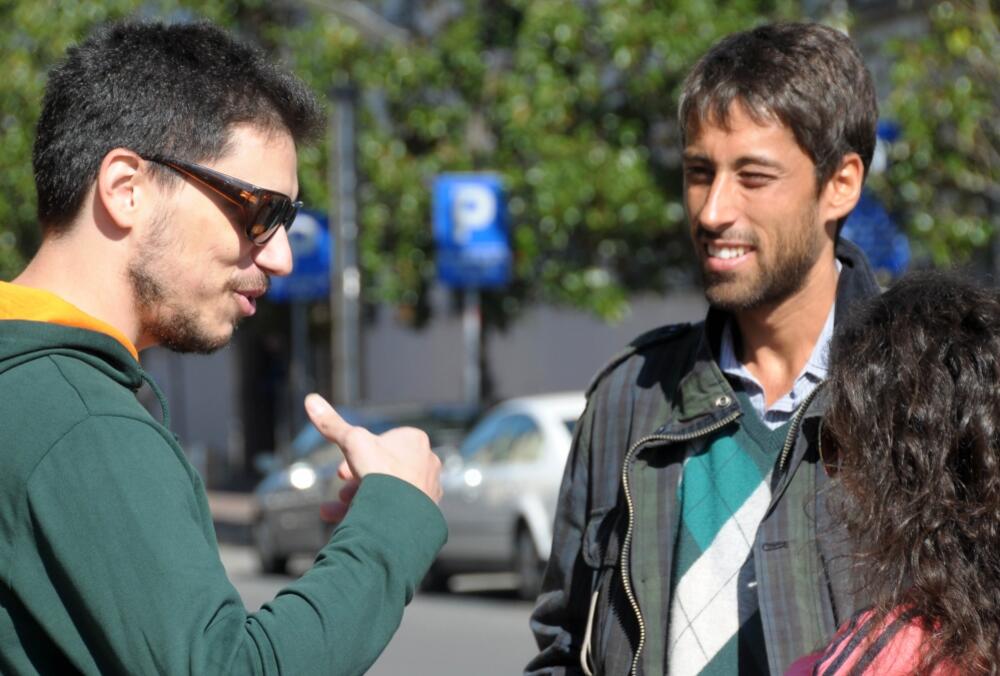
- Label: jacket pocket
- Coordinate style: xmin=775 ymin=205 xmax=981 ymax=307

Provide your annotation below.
xmin=582 ymin=506 xmax=619 ymax=569
xmin=581 ymin=506 xmax=624 ymax=675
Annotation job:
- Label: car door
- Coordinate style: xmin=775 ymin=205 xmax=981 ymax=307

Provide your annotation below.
xmin=440 ymin=411 xmax=544 ymax=566
xmin=439 ymin=411 xmax=504 ymax=564
xmin=472 ymin=413 xmax=545 ymax=563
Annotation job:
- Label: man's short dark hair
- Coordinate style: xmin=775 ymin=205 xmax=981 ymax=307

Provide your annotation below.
xmin=32 ymin=20 xmax=324 ymax=234
xmin=678 ymin=22 xmax=878 ymax=189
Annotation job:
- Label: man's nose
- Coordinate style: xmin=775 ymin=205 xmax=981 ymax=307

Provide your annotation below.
xmin=698 ymin=174 xmax=739 ymax=232
xmin=253 ymin=226 xmax=294 ymax=277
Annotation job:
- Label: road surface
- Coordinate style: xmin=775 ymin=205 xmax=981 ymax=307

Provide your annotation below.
xmin=221 ymin=545 xmax=538 ymax=675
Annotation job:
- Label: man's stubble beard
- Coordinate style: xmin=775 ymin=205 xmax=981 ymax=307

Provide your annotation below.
xmin=700 ymin=204 xmax=826 ymax=314
xmin=127 ymin=211 xmax=233 ymax=355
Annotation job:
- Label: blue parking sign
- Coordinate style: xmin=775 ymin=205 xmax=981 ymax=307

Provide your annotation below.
xmin=433 ymin=174 xmax=510 ymax=288
xmin=268 ymin=209 xmax=332 ymax=302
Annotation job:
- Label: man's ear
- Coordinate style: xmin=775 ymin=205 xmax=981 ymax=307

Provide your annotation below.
xmin=96 ymin=149 xmax=147 ymax=232
xmin=820 ymin=152 xmax=864 ymax=225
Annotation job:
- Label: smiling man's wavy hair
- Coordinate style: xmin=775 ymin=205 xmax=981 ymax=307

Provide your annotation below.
xmin=824 ymin=270 xmax=1000 ymax=672
xmin=678 ymin=22 xmax=878 ymax=190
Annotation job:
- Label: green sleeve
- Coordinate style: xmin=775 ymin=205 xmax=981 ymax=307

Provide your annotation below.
xmin=18 ymin=415 xmax=446 ymax=675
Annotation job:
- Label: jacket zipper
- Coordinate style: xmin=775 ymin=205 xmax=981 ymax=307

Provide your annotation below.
xmin=775 ymin=382 xmax=825 ymax=474
xmin=618 ymin=410 xmax=740 ymax=676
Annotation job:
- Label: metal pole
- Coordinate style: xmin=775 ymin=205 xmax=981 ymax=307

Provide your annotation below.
xmin=463 ymin=289 xmax=481 ymax=404
xmin=329 ymin=86 xmax=361 ymax=406
xmin=289 ymin=300 xmax=309 ymax=432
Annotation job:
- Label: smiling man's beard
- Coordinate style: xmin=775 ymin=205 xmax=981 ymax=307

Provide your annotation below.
xmin=127 ymin=212 xmax=233 ymax=355
xmin=698 ymin=204 xmax=826 ymax=313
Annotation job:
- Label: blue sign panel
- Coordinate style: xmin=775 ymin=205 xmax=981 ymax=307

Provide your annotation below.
xmin=842 ymin=189 xmax=910 ymax=279
xmin=268 ymin=209 xmax=332 ymax=303
xmin=433 ymin=174 xmax=510 ymax=288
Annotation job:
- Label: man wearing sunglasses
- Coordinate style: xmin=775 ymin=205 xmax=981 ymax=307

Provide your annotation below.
xmin=0 ymin=20 xmax=445 ymax=676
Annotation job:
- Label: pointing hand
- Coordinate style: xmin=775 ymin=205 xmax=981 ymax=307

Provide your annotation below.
xmin=304 ymin=394 xmax=443 ymax=512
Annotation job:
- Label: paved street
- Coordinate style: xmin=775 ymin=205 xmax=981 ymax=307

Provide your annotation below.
xmin=220 ymin=545 xmax=537 ymax=675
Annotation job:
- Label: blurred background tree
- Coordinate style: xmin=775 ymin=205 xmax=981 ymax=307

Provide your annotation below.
xmin=5 ymin=0 xmax=997 ymax=329
xmin=870 ymin=0 xmax=1000 ymax=267
xmin=281 ymin=0 xmax=799 ymax=329
xmin=0 ymin=0 xmax=798 ymax=327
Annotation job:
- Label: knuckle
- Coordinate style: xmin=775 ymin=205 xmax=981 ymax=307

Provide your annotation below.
xmin=398 ymin=426 xmax=430 ymax=448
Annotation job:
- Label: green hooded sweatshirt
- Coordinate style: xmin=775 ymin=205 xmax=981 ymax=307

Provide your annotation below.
xmin=0 ymin=284 xmax=447 ymax=675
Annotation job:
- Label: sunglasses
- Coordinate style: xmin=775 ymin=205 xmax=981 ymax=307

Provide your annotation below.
xmin=143 ymin=155 xmax=301 ymax=245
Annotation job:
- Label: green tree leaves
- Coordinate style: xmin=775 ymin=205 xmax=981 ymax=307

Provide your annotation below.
xmin=281 ymin=0 xmax=798 ymax=326
xmin=873 ymin=0 xmax=1000 ymax=266
xmin=11 ymin=1 xmax=995 ymax=328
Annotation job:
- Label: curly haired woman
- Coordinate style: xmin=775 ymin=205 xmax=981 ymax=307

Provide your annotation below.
xmin=789 ymin=270 xmax=1000 ymax=675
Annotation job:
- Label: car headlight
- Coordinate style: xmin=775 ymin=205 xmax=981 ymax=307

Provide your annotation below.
xmin=289 ymin=463 xmax=317 ymax=490
xmin=463 ymin=468 xmax=483 ymax=488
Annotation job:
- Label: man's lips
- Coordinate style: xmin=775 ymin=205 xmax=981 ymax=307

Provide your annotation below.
xmin=702 ymin=241 xmax=755 ymax=271
xmin=234 ymin=286 xmax=267 ymax=316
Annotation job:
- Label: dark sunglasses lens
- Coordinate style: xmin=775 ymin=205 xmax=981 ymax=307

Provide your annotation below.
xmin=248 ymin=195 xmax=295 ymax=245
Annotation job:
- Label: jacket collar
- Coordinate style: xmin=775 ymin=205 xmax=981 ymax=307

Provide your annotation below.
xmin=659 ymin=238 xmax=879 ymax=437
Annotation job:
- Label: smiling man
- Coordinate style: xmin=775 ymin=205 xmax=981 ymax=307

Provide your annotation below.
xmin=0 ymin=21 xmax=445 ymax=675
xmin=528 ymin=23 xmax=881 ymax=675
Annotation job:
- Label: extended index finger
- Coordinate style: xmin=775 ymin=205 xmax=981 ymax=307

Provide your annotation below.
xmin=304 ymin=393 xmax=353 ymax=446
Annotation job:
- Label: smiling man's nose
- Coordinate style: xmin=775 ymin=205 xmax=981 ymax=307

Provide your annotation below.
xmin=253 ymin=226 xmax=294 ymax=277
xmin=699 ymin=175 xmax=739 ymax=232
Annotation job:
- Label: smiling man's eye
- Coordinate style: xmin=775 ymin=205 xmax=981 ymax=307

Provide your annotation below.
xmin=684 ymin=166 xmax=713 ymax=183
xmin=740 ymin=172 xmax=774 ymax=186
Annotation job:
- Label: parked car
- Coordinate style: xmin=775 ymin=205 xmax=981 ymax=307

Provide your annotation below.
xmin=252 ymin=403 xmax=480 ymax=574
xmin=430 ymin=392 xmax=586 ymax=599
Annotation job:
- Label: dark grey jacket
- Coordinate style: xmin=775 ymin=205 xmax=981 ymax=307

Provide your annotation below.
xmin=527 ymin=240 xmax=880 ymax=675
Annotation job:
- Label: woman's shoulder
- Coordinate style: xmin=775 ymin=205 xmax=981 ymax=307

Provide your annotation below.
xmin=802 ymin=607 xmax=958 ymax=676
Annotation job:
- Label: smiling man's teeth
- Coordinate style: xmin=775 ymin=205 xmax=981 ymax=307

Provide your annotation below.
xmin=707 ymin=244 xmax=748 ymax=259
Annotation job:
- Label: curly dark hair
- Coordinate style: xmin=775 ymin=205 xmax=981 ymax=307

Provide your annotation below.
xmin=824 ymin=270 xmax=1000 ymax=673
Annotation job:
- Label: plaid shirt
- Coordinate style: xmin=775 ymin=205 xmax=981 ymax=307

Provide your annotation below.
xmin=527 ymin=240 xmax=880 ymax=676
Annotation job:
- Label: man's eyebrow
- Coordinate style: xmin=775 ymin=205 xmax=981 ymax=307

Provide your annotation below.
xmin=681 ymin=151 xmax=786 ymax=170
xmin=733 ymin=154 xmax=785 ymax=170
xmin=681 ymin=151 xmax=711 ymax=164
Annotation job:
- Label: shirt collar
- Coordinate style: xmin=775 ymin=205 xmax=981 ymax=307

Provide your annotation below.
xmin=718 ymin=261 xmax=840 ymax=394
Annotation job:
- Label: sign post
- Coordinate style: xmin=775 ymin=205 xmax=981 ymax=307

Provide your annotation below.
xmin=433 ymin=174 xmax=510 ymax=404
xmin=330 ymin=87 xmax=361 ymax=407
xmin=267 ymin=210 xmax=332 ymax=432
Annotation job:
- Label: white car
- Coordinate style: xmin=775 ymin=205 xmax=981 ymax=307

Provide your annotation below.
xmin=431 ymin=392 xmax=586 ymax=599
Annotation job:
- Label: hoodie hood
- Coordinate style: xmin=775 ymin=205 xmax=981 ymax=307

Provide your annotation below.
xmin=0 ymin=282 xmax=142 ymax=390
xmin=0 ymin=282 xmax=138 ymax=358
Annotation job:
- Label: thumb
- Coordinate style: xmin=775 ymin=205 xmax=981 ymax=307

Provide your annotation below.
xmin=304 ymin=394 xmax=352 ymax=447
xmin=304 ymin=394 xmax=374 ymax=478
